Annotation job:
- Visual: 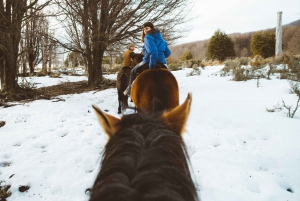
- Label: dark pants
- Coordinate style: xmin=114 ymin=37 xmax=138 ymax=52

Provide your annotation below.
xmin=128 ymin=62 xmax=167 ymax=86
xmin=128 ymin=62 xmax=149 ymax=86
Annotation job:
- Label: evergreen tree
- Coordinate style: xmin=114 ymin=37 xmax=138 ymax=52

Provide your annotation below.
xmin=180 ymin=51 xmax=193 ymax=61
xmin=64 ymin=52 xmax=84 ymax=67
xmin=206 ymin=30 xmax=235 ymax=61
xmin=250 ymin=31 xmax=275 ymax=58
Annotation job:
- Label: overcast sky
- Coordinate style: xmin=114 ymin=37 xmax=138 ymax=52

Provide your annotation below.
xmin=176 ymin=0 xmax=300 ymax=44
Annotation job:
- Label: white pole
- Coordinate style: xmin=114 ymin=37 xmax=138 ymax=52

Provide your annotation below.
xmin=275 ymin=11 xmax=282 ymax=56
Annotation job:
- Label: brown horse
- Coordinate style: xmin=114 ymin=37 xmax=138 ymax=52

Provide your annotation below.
xmin=116 ymin=53 xmax=143 ymax=114
xmin=131 ymin=68 xmax=179 ymax=114
xmin=91 ymin=93 xmax=198 ymax=201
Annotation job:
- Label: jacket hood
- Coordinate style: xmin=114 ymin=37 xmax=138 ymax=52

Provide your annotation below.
xmin=147 ymin=29 xmax=163 ymax=40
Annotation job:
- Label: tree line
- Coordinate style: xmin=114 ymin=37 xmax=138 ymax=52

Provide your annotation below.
xmin=170 ymin=23 xmax=300 ymax=61
xmin=0 ymin=0 xmax=193 ymax=100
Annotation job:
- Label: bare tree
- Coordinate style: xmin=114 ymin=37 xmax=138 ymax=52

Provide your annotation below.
xmin=40 ymin=15 xmax=50 ymax=74
xmin=0 ymin=0 xmax=50 ymax=97
xmin=23 ymin=9 xmax=43 ymax=74
xmin=54 ymin=0 xmax=193 ymax=87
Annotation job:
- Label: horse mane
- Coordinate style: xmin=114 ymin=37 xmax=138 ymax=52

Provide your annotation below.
xmin=89 ymin=112 xmax=198 ymax=201
xmin=150 ymin=84 xmax=168 ymax=113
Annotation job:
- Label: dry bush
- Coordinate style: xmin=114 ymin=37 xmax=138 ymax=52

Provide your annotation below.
xmin=232 ymin=66 xmax=253 ymax=81
xmin=221 ymin=58 xmax=256 ymax=81
xmin=281 ymin=82 xmax=300 ymax=118
xmin=19 ymin=77 xmax=37 ymax=89
xmin=250 ymin=55 xmax=267 ymax=70
xmin=49 ymin=72 xmax=61 ymax=78
xmin=186 ymin=64 xmax=201 ymax=77
xmin=272 ymin=53 xmax=300 ymax=81
xmin=167 ymin=57 xmax=178 ymax=64
xmin=102 ymin=64 xmax=122 ymax=74
xmin=0 ymin=181 xmax=11 ymax=200
xmin=220 ymin=59 xmax=240 ymax=77
xmin=238 ymin=57 xmax=250 ymax=65
xmin=168 ymin=63 xmax=182 ymax=71
xmin=36 ymin=71 xmax=47 ymax=77
xmin=266 ymin=103 xmax=282 ymax=112
xmin=199 ymin=61 xmax=206 ymax=68
xmin=212 ymin=59 xmax=222 ymax=66
xmin=266 ymin=81 xmax=300 ymax=118
xmin=201 ymin=59 xmax=221 ymax=66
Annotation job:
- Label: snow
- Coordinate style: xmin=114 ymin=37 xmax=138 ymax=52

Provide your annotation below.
xmin=17 ymin=73 xmax=117 ymax=88
xmin=1 ymin=66 xmax=299 ymax=201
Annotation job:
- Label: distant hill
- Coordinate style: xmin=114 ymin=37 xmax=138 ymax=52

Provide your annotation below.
xmin=284 ymin=19 xmax=300 ymax=26
xmin=170 ymin=19 xmax=300 ymax=60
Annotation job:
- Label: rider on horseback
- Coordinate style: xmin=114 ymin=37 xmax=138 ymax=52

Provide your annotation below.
xmin=124 ymin=22 xmax=171 ymax=96
xmin=123 ymin=43 xmax=135 ymax=67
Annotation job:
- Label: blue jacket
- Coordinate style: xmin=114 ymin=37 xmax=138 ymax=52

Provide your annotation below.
xmin=142 ymin=29 xmax=171 ymax=69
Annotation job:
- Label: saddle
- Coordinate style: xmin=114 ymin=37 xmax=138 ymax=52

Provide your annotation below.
xmin=141 ymin=62 xmax=168 ymax=71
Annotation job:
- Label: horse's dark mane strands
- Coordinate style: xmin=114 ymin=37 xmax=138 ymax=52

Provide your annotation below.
xmin=89 ymin=111 xmax=198 ymax=201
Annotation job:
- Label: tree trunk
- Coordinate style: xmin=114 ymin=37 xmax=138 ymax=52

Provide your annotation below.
xmin=22 ymin=61 xmax=27 ymax=76
xmin=0 ymin=31 xmax=19 ymax=93
xmin=28 ymin=55 xmax=35 ymax=74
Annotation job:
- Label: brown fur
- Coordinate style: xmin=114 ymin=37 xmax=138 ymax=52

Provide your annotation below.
xmin=91 ymin=94 xmax=198 ymax=201
xmin=116 ymin=53 xmax=143 ymax=114
xmin=131 ymin=68 xmax=179 ymax=114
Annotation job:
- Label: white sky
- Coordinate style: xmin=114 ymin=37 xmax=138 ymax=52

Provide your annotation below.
xmin=177 ymin=0 xmax=300 ymax=44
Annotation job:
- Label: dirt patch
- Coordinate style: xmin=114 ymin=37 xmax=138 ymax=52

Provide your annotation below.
xmin=0 ymin=79 xmax=116 ymax=104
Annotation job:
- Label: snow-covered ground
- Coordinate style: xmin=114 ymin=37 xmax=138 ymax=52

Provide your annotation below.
xmin=1 ymin=66 xmax=299 ymax=201
xmin=17 ymin=73 xmax=117 ymax=88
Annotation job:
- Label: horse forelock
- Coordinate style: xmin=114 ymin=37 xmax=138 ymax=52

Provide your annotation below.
xmin=90 ymin=112 xmax=198 ymax=201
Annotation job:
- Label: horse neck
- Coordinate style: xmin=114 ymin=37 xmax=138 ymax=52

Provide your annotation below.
xmin=90 ymin=113 xmax=198 ymax=201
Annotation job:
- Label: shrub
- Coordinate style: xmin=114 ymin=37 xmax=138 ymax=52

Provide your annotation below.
xmin=250 ymin=55 xmax=267 ymax=70
xmin=49 ymin=72 xmax=61 ymax=78
xmin=186 ymin=65 xmax=201 ymax=77
xmin=19 ymin=77 xmax=37 ymax=89
xmin=232 ymin=66 xmax=252 ymax=81
xmin=180 ymin=51 xmax=193 ymax=61
xmin=168 ymin=63 xmax=182 ymax=71
xmin=206 ymin=29 xmax=236 ymax=61
xmin=273 ymin=53 xmax=300 ymax=81
xmin=102 ymin=64 xmax=122 ymax=74
xmin=220 ymin=59 xmax=240 ymax=77
xmin=115 ymin=55 xmax=123 ymax=64
xmin=167 ymin=57 xmax=178 ymax=64
xmin=267 ymin=82 xmax=300 ymax=118
xmin=238 ymin=57 xmax=250 ymax=65
xmin=250 ymin=31 xmax=275 ymax=58
xmin=36 ymin=71 xmax=47 ymax=77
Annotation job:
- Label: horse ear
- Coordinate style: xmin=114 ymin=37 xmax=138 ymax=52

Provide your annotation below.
xmin=92 ymin=105 xmax=121 ymax=138
xmin=161 ymin=93 xmax=192 ymax=135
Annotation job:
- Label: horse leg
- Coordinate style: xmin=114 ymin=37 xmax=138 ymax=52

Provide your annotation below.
xmin=117 ymin=89 xmax=123 ymax=114
xmin=120 ymin=95 xmax=129 ymax=113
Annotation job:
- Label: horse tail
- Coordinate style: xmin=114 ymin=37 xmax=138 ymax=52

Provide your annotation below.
xmin=117 ymin=72 xmax=128 ymax=101
xmin=120 ymin=72 xmax=128 ymax=92
xmin=151 ymin=85 xmax=169 ymax=113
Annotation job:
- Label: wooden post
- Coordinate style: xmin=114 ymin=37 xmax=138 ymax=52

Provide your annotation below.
xmin=275 ymin=11 xmax=282 ymax=56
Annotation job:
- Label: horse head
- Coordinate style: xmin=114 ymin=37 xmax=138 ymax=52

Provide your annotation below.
xmin=130 ymin=52 xmax=143 ymax=67
xmin=90 ymin=93 xmax=198 ymax=201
